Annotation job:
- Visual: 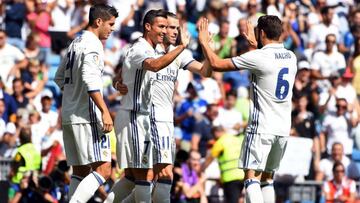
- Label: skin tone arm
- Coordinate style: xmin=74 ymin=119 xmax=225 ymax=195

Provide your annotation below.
xmin=187 ymin=60 xmax=212 ymax=77
xmin=144 ymin=27 xmax=190 ymax=72
xmin=198 ymin=18 xmax=257 ymax=72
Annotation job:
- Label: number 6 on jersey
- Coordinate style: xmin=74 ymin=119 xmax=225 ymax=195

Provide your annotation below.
xmin=275 ymin=67 xmax=289 ymax=100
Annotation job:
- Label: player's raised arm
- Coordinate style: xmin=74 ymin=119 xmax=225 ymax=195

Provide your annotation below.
xmin=143 ymin=26 xmax=190 ymax=72
xmin=198 ymin=18 xmax=236 ymax=72
xmin=186 ymin=60 xmax=212 ymax=77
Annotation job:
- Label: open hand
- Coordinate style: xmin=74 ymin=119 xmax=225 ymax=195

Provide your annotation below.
xmin=179 ymin=26 xmax=190 ymax=47
xmin=198 ymin=18 xmax=211 ymax=46
xmin=242 ymin=21 xmax=257 ymax=48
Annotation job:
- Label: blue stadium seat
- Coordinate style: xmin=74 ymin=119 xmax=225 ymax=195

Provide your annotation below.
xmin=352 ymin=149 xmax=360 ymax=162
xmin=47 ymin=53 xmax=61 ymax=80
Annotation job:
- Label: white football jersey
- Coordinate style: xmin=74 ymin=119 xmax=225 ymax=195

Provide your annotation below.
xmin=150 ymin=45 xmax=194 ymax=121
xmin=231 ymin=43 xmax=297 ymax=136
xmin=55 ymin=31 xmax=105 ymax=125
xmin=119 ymin=37 xmax=155 ymax=113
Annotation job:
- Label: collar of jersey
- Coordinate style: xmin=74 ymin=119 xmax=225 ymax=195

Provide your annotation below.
xmin=83 ymin=30 xmax=99 ymax=41
xmin=138 ymin=37 xmax=156 ymax=51
xmin=261 ymin=43 xmax=284 ymax=50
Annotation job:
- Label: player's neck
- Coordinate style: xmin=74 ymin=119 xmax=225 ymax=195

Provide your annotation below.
xmin=87 ymin=27 xmax=100 ymax=39
xmin=263 ymin=39 xmax=281 ymax=46
xmin=143 ymin=33 xmax=157 ymax=48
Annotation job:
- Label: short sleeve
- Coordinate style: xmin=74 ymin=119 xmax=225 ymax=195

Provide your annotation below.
xmin=231 ymin=50 xmax=258 ymax=70
xmin=11 ymin=46 xmax=25 ymax=62
xmin=82 ymin=51 xmax=103 ymax=92
xmin=179 ymin=49 xmax=195 ymax=70
xmin=130 ymin=43 xmax=156 ymax=69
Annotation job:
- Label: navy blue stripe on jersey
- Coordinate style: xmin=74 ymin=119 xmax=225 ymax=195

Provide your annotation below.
xmin=182 ymin=59 xmax=195 ymax=70
xmin=91 ymin=102 xmax=102 ymax=160
xmin=132 ymin=70 xmax=139 ymax=111
xmin=136 ymin=70 xmax=144 ymax=111
xmin=230 ymin=58 xmax=239 ymax=70
xmin=150 ymin=105 xmax=161 ymax=163
xmin=88 ymin=99 xmax=99 ymax=161
xmin=130 ymin=111 xmax=137 ymax=167
xmin=88 ymin=89 xmax=100 ymax=93
xmin=246 ymin=76 xmax=260 ymax=167
xmin=244 ymin=74 xmax=260 ymax=167
xmin=150 ymin=108 xmax=157 ymax=163
xmin=130 ymin=111 xmax=140 ymax=167
xmin=133 ymin=69 xmax=143 ymax=112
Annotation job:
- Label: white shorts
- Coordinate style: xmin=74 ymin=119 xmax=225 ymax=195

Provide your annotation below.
xmin=151 ymin=120 xmax=176 ymax=165
xmin=115 ymin=109 xmax=153 ymax=169
xmin=239 ymin=133 xmax=288 ymax=172
xmin=62 ymin=123 xmax=111 ymax=166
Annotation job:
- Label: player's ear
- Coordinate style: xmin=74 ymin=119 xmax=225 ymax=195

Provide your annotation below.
xmin=145 ymin=23 xmax=151 ymax=32
xmin=260 ymin=29 xmax=266 ymax=39
xmin=95 ymin=18 xmax=102 ymax=27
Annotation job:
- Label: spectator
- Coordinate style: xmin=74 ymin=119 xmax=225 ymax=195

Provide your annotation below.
xmin=214 ymin=90 xmax=244 ymax=136
xmin=307 ymin=6 xmax=340 ymax=52
xmin=175 ymin=82 xmax=207 ymax=146
xmin=322 ymin=161 xmax=356 ymax=203
xmin=23 ymin=33 xmax=44 ymax=64
xmin=4 ymin=0 xmax=26 ymax=50
xmin=212 ymin=19 xmax=236 ymax=59
xmin=0 ymin=122 xmax=17 ymax=158
xmin=234 ymin=18 xmax=250 ymax=56
xmin=22 ymin=59 xmax=48 ymax=110
xmin=291 ymin=95 xmax=319 ymax=179
xmin=0 ymin=76 xmax=18 ymax=123
xmin=293 ymin=60 xmax=320 ymax=118
xmin=202 ymin=126 xmax=245 ymax=203
xmin=0 ymin=29 xmax=27 ymax=89
xmin=48 ymin=0 xmax=74 ymax=55
xmin=320 ymin=98 xmax=357 ymax=156
xmin=39 ymin=94 xmax=58 ymax=137
xmin=246 ymin=0 xmax=264 ymax=27
xmin=178 ymin=150 xmax=207 ymax=203
xmin=11 ymin=78 xmax=29 ymax=109
xmin=191 ymin=104 xmax=218 ymax=158
xmin=316 ymin=142 xmax=359 ymax=181
xmin=8 ymin=127 xmax=41 ymax=201
xmin=310 ymin=34 xmax=346 ymax=92
xmin=26 ymin=0 xmax=52 ymax=66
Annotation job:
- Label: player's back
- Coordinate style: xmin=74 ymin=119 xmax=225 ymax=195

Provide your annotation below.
xmin=61 ymin=31 xmax=104 ymax=124
xmin=235 ymin=43 xmax=297 ymax=136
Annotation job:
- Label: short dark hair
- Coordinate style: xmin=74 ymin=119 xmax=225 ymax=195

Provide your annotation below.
xmin=142 ymin=9 xmax=168 ymax=32
xmin=226 ymin=89 xmax=237 ymax=99
xmin=257 ymin=15 xmax=282 ymax=41
xmin=332 ymin=161 xmax=345 ymax=173
xmin=12 ymin=78 xmax=23 ymax=85
xmin=320 ymin=6 xmax=332 ymax=15
xmin=88 ymin=4 xmax=118 ymax=26
xmin=166 ymin=11 xmax=177 ymax=19
xmin=19 ymin=127 xmax=32 ymax=144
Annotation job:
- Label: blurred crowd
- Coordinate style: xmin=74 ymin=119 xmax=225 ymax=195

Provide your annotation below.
xmin=1 ymin=0 xmax=360 ymax=202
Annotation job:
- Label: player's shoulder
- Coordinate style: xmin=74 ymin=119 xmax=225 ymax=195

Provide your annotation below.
xmin=130 ymin=37 xmax=155 ymax=55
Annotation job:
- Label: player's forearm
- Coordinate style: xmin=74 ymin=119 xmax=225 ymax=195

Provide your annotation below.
xmin=199 ymin=60 xmax=212 ymax=77
xmin=144 ymin=45 xmax=186 ymax=72
xmin=200 ymin=42 xmax=234 ymax=72
xmin=89 ymin=91 xmax=110 ymax=115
